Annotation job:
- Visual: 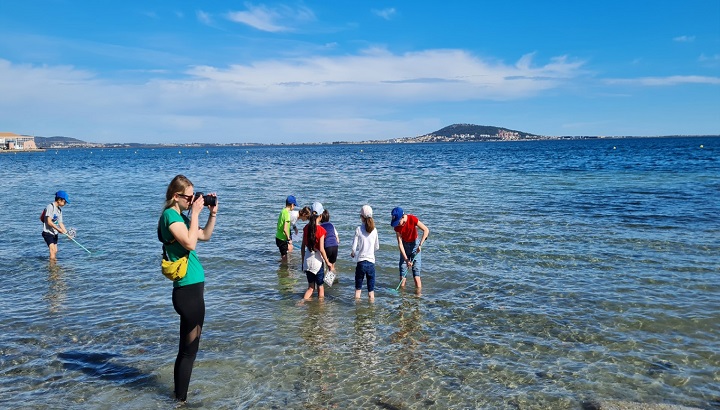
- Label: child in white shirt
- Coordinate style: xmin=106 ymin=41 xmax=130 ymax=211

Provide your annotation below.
xmin=350 ymin=205 xmax=379 ymax=300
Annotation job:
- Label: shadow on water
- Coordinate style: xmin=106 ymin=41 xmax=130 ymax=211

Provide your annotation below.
xmin=56 ymin=351 xmax=158 ymax=388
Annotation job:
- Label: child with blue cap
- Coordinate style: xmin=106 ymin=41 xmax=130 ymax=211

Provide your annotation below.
xmin=41 ymin=190 xmax=70 ymax=260
xmin=391 ymin=206 xmax=429 ymax=292
xmin=276 ymin=195 xmax=298 ymax=262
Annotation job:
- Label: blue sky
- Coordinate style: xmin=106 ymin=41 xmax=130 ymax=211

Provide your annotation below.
xmin=0 ymin=1 xmax=718 ymax=144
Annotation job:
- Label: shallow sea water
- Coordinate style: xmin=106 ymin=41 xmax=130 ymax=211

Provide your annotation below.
xmin=0 ymin=138 xmax=718 ymax=409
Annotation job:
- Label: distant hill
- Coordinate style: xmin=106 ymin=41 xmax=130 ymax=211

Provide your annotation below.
xmin=34 ymin=136 xmax=88 ymax=148
xmin=425 ymin=124 xmax=539 ymax=139
xmin=387 ymin=123 xmax=542 ymax=143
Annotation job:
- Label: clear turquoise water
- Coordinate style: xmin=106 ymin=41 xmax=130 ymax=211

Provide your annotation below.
xmin=0 ymin=138 xmax=718 ymax=409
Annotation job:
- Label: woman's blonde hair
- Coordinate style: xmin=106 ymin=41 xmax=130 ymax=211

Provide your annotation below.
xmin=162 ymin=174 xmax=193 ymax=211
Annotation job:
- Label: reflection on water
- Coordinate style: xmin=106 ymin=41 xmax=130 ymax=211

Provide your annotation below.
xmin=275 ymin=262 xmax=298 ymax=297
xmin=351 ymin=304 xmax=379 ymax=369
xmin=390 ymin=298 xmax=426 ymax=376
xmin=296 ymin=301 xmax=342 ymax=408
xmin=44 ymin=261 xmax=67 ymax=314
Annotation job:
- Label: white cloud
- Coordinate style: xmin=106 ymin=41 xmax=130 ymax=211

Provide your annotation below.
xmin=0 ymin=51 xmax=587 ymax=142
xmin=372 ymin=8 xmax=397 ymax=20
xmin=8 ymin=51 xmax=716 ymax=143
xmin=699 ymin=53 xmax=720 ymax=65
xmin=226 ymin=3 xmax=315 ymax=32
xmin=197 ymin=10 xmax=212 ymax=25
xmin=183 ymin=49 xmax=585 ymax=103
xmin=673 ymin=35 xmax=695 ymax=42
xmin=605 ymin=75 xmax=720 ymax=86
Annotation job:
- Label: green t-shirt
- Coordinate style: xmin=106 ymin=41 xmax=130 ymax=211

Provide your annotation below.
xmin=160 ymin=208 xmax=204 ymax=287
xmin=276 ymin=207 xmax=291 ymax=241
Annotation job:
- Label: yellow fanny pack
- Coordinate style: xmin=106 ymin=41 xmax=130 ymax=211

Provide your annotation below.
xmin=161 ymin=255 xmax=188 ymax=281
xmin=158 ymin=221 xmax=189 ymax=281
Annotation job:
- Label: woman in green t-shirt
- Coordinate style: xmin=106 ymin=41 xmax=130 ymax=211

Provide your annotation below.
xmin=159 ymin=174 xmax=218 ymax=403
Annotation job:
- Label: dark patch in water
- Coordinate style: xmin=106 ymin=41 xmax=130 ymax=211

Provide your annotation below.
xmin=373 ymin=397 xmax=404 ymax=410
xmin=57 ymin=350 xmax=154 ymax=386
xmin=647 ymin=360 xmax=677 ymax=376
xmin=535 ymin=370 xmax=561 ymax=381
xmin=580 ymin=399 xmax=601 ymax=410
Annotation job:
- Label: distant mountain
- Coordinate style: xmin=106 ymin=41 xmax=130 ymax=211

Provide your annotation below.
xmin=385 ymin=123 xmax=542 ymax=143
xmin=34 ymin=136 xmax=88 ymax=148
xmin=425 ymin=124 xmax=539 ymax=139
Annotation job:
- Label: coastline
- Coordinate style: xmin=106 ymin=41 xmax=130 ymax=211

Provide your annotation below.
xmin=0 ymin=149 xmax=46 ymax=153
xmin=10 ymin=134 xmax=720 ymax=151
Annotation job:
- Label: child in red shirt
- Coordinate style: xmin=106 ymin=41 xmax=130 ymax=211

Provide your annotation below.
xmin=391 ymin=207 xmax=429 ymax=291
xmin=301 ymin=202 xmax=335 ymax=300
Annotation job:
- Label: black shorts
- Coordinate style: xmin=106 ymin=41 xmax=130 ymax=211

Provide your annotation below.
xmin=42 ymin=231 xmax=58 ymax=246
xmin=325 ymin=246 xmax=338 ymax=264
xmin=276 ymin=237 xmax=289 ymax=256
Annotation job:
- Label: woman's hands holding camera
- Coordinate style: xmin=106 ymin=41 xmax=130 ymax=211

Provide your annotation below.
xmin=191 ymin=192 xmax=218 ymax=216
xmin=205 ymin=193 xmax=218 ymax=216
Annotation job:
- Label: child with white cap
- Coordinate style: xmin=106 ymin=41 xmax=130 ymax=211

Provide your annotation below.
xmin=301 ymin=202 xmax=334 ymax=300
xmin=350 ymin=205 xmax=380 ymax=300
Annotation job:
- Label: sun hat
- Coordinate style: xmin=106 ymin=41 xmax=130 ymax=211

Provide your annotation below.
xmin=390 ymin=207 xmax=404 ymax=227
xmin=286 ymin=195 xmax=298 ymax=206
xmin=311 ymin=202 xmax=324 ymax=215
xmin=360 ymin=205 xmax=373 ymax=218
xmin=56 ymin=190 xmax=70 ymax=203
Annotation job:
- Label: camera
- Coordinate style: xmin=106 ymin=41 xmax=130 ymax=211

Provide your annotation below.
xmin=193 ymin=192 xmax=217 ymax=207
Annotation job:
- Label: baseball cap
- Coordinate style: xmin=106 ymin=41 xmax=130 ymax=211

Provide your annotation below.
xmin=311 ymin=202 xmax=324 ymax=215
xmin=56 ymin=190 xmax=70 ymax=203
xmin=286 ymin=195 xmax=298 ymax=206
xmin=390 ymin=207 xmax=404 ymax=227
xmin=360 ymin=205 xmax=373 ymax=218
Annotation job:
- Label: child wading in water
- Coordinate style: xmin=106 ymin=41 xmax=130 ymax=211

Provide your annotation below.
xmin=291 ymin=206 xmax=312 ymax=242
xmin=320 ymin=208 xmax=340 ymax=279
xmin=350 ymin=205 xmax=379 ymax=301
xmin=41 ymin=190 xmax=70 ymax=261
xmin=301 ymin=202 xmax=334 ymax=300
xmin=391 ymin=206 xmax=429 ymax=292
xmin=276 ymin=195 xmax=298 ymax=262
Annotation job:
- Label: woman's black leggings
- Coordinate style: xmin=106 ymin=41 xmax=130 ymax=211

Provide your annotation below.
xmin=172 ymin=282 xmax=205 ymax=401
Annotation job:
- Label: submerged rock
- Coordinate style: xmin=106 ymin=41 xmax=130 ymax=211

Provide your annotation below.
xmin=586 ymin=400 xmax=702 ymax=410
xmin=647 ymin=360 xmax=677 ymax=376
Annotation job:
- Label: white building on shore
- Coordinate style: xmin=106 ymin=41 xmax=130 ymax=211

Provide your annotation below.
xmin=0 ymin=132 xmax=38 ymax=150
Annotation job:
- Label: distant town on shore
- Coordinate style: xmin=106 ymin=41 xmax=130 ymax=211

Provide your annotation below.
xmin=1 ymin=124 xmax=717 ymax=151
